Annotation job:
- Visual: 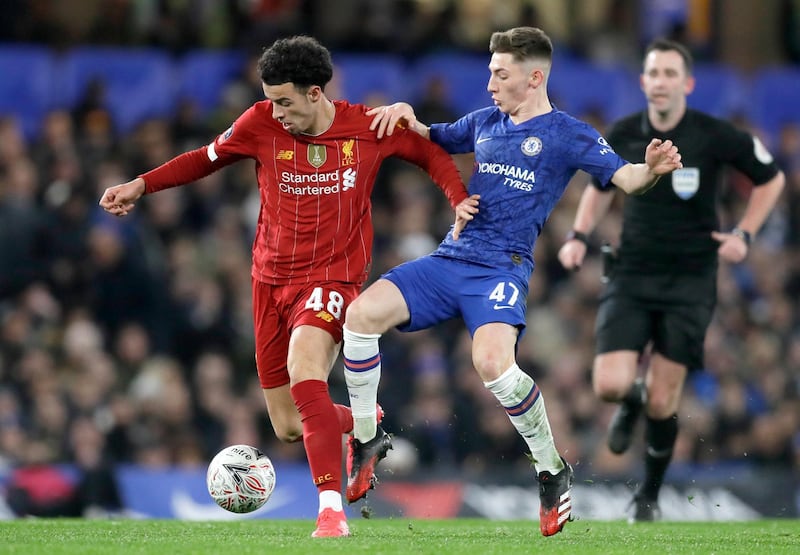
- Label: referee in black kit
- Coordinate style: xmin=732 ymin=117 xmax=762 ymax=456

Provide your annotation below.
xmin=558 ymin=38 xmax=785 ymax=522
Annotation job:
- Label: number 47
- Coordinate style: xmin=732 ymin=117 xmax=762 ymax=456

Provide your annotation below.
xmin=489 ymin=282 xmax=519 ymax=307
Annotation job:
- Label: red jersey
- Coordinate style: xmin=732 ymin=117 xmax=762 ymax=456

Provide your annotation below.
xmin=141 ymin=100 xmax=467 ymax=285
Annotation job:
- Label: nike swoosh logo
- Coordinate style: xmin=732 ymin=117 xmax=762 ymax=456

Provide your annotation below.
xmin=477 ymin=137 xmax=493 ymax=144
xmin=493 ymin=305 xmax=513 ymax=310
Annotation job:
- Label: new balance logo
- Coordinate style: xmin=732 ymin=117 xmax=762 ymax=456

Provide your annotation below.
xmin=315 ymin=311 xmax=334 ymax=322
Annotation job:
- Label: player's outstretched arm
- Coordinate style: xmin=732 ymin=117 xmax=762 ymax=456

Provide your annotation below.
xmin=612 ymin=138 xmax=682 ymax=195
xmin=452 ymin=194 xmax=480 ymax=240
xmin=98 ymin=177 xmax=146 ymax=217
xmin=367 ymin=102 xmax=430 ymax=139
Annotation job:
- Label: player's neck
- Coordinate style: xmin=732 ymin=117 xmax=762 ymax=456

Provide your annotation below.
xmin=508 ymin=95 xmax=553 ymax=125
xmin=304 ymin=96 xmax=336 ymax=136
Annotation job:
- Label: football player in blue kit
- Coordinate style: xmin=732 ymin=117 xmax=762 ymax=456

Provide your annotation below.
xmin=341 ymin=26 xmax=683 ymax=536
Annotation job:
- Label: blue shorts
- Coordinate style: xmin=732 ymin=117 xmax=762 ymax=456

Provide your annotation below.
xmin=382 ymin=254 xmax=529 ymax=336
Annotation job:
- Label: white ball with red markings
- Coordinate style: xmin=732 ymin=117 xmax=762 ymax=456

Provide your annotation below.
xmin=206 ymin=444 xmax=276 ymax=513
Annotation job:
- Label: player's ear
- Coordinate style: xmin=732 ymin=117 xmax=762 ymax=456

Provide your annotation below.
xmin=307 ymin=85 xmax=323 ymax=102
xmin=530 ymin=68 xmax=544 ymax=88
xmin=683 ymin=74 xmax=696 ymax=95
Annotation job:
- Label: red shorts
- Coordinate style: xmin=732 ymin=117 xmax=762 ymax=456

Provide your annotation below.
xmin=252 ymin=279 xmax=360 ymax=389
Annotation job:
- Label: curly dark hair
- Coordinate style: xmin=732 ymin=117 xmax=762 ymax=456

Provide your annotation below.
xmin=257 ymin=35 xmax=334 ymax=91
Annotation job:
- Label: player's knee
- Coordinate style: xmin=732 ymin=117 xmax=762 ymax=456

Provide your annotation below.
xmin=268 ymin=409 xmax=303 ymax=443
xmin=272 ymin=423 xmax=303 ymax=444
xmin=645 ymin=389 xmax=679 ymax=419
xmin=344 ymin=297 xmax=368 ymax=328
xmin=593 ymin=372 xmax=629 ymax=402
xmin=472 ymin=354 xmax=509 ymax=382
xmin=344 ymin=297 xmax=387 ymax=335
xmin=594 ymin=383 xmax=623 ymax=402
xmin=592 ymin=355 xmax=637 ymax=401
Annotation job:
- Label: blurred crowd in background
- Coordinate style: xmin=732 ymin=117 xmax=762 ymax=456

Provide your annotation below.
xmin=3 ymin=0 xmax=800 ymax=67
xmin=1 ymin=0 xmax=799 ymax=516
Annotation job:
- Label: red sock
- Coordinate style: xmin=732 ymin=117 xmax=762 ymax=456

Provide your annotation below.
xmin=334 ymin=404 xmax=353 ymax=434
xmin=291 ymin=379 xmax=343 ymax=493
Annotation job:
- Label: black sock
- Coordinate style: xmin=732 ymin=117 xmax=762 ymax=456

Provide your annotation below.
xmin=642 ymin=414 xmax=678 ymax=500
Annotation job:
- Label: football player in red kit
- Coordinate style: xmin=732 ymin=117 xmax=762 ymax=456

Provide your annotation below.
xmin=99 ymin=36 xmax=476 ymax=537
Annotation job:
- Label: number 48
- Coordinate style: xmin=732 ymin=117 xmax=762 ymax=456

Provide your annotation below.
xmin=304 ymin=287 xmax=344 ymax=319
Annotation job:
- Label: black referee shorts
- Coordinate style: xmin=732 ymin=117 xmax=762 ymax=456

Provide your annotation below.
xmin=594 ymin=271 xmax=716 ymax=371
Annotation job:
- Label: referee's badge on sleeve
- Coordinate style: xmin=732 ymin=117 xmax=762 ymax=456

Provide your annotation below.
xmin=671 ymin=167 xmax=699 ymax=200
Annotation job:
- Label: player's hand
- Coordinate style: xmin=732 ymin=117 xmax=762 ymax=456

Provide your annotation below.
xmin=711 ymin=230 xmax=748 ymax=263
xmin=366 ymin=102 xmax=417 ymax=138
xmin=452 ymin=194 xmax=480 ymax=240
xmin=98 ymin=178 xmax=146 ymax=217
xmin=645 ymin=138 xmax=682 ymax=175
xmin=558 ymin=239 xmax=587 ymax=271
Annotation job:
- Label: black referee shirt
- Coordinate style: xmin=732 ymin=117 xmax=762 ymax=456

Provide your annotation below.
xmin=593 ymin=109 xmax=780 ymax=275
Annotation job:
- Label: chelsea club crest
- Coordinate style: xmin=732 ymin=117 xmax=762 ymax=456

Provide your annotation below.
xmin=521 ymin=136 xmax=542 ymax=156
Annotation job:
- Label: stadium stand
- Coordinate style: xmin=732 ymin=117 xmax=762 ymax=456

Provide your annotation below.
xmin=0 ymin=46 xmax=793 ymax=146
xmin=331 ymin=53 xmax=407 ymax=106
xmin=749 ymin=67 xmax=800 ymax=140
xmin=407 ymin=53 xmax=493 ymax=116
xmin=176 ymin=50 xmax=249 ymax=117
xmin=0 ymin=45 xmax=56 ymax=140
xmin=548 ymin=60 xmax=642 ymax=122
xmin=688 ymin=63 xmax=750 ymax=118
xmin=58 ymin=47 xmax=177 ymax=135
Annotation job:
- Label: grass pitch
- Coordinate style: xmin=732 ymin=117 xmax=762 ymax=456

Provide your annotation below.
xmin=1 ymin=518 xmax=798 ymax=554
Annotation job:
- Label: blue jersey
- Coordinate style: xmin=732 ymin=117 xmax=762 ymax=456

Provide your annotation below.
xmin=430 ymin=107 xmax=627 ymax=272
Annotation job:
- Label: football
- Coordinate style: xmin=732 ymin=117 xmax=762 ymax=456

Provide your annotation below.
xmin=206 ymin=444 xmax=276 ymax=513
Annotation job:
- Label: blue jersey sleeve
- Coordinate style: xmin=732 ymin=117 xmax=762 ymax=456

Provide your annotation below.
xmin=568 ymin=121 xmax=627 ymax=190
xmin=430 ymin=110 xmax=492 ymax=154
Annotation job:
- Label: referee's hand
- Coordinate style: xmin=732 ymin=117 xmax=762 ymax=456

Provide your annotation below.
xmin=558 ymin=240 xmax=586 ymax=271
xmin=711 ymin=231 xmax=748 ymax=263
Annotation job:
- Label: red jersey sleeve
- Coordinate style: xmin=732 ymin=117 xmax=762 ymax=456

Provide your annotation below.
xmin=140 ymin=106 xmax=258 ymax=194
xmin=140 ymin=147 xmax=226 ymax=194
xmin=382 ymin=127 xmax=468 ymax=209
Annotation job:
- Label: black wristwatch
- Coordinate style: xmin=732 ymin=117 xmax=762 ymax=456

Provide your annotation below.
xmin=731 ymin=227 xmax=751 ymax=247
xmin=565 ymin=230 xmax=589 ymax=245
